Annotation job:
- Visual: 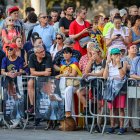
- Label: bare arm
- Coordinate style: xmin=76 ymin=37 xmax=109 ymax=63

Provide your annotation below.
xmin=54 ymin=64 xmax=60 ymax=72
xmin=89 ymin=68 xmax=104 ymax=77
xmin=30 ymin=68 xmax=51 ymax=76
xmin=103 ymin=64 xmax=109 ymax=79
xmin=69 ymin=28 xmax=89 ymax=40
xmin=68 ymin=68 xmax=78 ymax=77
xmin=130 ymin=74 xmax=140 ymax=80
xmin=128 ymin=29 xmax=132 ymax=43
xmin=105 ymin=35 xmax=118 ymax=47
xmin=59 ymin=27 xmax=69 ymax=36
xmin=116 ymin=59 xmax=127 ymax=79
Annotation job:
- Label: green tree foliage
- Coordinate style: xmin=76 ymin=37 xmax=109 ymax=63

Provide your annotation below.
xmin=112 ymin=0 xmax=140 ymax=9
xmin=46 ymin=0 xmax=100 ymax=10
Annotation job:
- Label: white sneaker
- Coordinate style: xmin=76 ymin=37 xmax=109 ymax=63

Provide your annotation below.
xmin=10 ymin=119 xmax=20 ymax=129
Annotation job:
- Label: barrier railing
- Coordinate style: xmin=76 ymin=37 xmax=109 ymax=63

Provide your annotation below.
xmin=0 ymin=75 xmax=140 ymax=134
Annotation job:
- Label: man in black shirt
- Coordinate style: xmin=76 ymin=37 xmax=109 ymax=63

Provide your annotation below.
xmin=27 ymin=45 xmax=53 ymax=113
xmin=59 ymin=3 xmax=75 ymax=37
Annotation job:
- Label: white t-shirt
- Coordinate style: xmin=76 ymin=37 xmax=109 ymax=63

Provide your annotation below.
xmin=105 ymin=26 xmax=129 ymax=52
xmin=108 ymin=62 xmax=121 ymax=78
xmin=50 ymin=44 xmax=59 ymax=59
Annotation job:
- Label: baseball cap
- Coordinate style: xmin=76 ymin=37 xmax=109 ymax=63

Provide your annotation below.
xmin=110 ymin=48 xmax=120 ymax=55
xmin=119 ymin=9 xmax=127 ymax=17
xmin=128 ymin=43 xmax=136 ymax=49
xmin=31 ymin=32 xmax=40 ymax=40
xmin=6 ymin=43 xmax=17 ymax=49
xmin=8 ymin=6 xmax=19 ymax=14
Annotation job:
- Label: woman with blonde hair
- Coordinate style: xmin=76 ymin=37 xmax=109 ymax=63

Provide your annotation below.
xmin=2 ymin=16 xmax=20 ymax=53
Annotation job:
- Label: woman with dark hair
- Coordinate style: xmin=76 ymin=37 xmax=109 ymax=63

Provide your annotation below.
xmin=13 ymin=36 xmax=28 ymax=71
xmin=105 ymin=16 xmax=129 ymax=54
xmin=24 ymin=12 xmax=38 ymax=40
xmin=129 ymin=15 xmax=140 ymax=55
xmin=50 ymin=32 xmax=65 ymax=59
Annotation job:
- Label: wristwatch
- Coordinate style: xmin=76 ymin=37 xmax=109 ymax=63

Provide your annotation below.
xmin=118 ymin=67 xmax=122 ymax=69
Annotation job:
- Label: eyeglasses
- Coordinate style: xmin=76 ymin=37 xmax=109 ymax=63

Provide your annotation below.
xmin=37 ymin=50 xmax=45 ymax=54
xmin=40 ymin=16 xmax=48 ymax=19
xmin=56 ymin=37 xmax=62 ymax=40
xmin=8 ymin=48 xmax=14 ymax=51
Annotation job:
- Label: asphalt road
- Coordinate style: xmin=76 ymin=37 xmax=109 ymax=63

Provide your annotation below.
xmin=0 ymin=128 xmax=139 ymax=140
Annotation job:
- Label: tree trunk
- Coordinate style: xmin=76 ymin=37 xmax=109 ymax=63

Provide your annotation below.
xmin=31 ymin=0 xmax=46 ymax=16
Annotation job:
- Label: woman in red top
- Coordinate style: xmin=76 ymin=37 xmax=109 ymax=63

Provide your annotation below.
xmin=2 ymin=16 xmax=20 ymax=53
xmin=69 ymin=6 xmax=90 ymax=56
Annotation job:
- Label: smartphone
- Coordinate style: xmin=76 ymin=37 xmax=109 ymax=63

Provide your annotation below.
xmin=116 ymin=34 xmax=121 ymax=37
xmin=87 ymin=26 xmax=92 ymax=29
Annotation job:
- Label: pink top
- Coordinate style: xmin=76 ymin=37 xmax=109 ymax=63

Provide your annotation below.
xmin=79 ymin=54 xmax=89 ymax=74
xmin=2 ymin=28 xmax=19 ymax=52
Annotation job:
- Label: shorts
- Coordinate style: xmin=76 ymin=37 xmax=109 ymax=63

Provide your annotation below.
xmin=108 ymin=94 xmax=126 ymax=109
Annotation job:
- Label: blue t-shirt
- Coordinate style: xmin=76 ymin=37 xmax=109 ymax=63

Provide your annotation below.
xmin=23 ymin=41 xmax=33 ymax=53
xmin=1 ymin=56 xmax=23 ymax=72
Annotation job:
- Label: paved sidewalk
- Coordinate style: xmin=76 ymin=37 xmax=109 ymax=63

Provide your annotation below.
xmin=0 ymin=129 xmax=139 ymax=140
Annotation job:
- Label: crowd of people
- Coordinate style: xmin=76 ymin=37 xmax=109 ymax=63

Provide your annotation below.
xmin=0 ymin=3 xmax=140 ymax=135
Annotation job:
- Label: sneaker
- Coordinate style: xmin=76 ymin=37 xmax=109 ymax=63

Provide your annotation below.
xmin=26 ymin=106 xmax=34 ymax=114
xmin=33 ymin=119 xmax=41 ymax=126
xmin=10 ymin=119 xmax=20 ymax=129
xmin=117 ymin=128 xmax=125 ymax=135
xmin=106 ymin=128 xmax=115 ymax=134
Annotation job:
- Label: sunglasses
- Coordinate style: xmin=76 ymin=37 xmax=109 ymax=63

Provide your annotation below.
xmin=40 ymin=16 xmax=48 ymax=19
xmin=56 ymin=37 xmax=62 ymax=40
xmin=8 ymin=48 xmax=14 ymax=51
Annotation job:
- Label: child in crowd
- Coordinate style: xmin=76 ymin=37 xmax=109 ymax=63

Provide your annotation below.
xmin=90 ymin=20 xmax=104 ymax=54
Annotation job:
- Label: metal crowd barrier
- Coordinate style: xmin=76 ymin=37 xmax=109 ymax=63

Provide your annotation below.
xmin=1 ymin=75 xmax=140 ymax=134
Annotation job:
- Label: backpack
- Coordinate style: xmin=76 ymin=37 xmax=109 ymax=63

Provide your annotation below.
xmin=26 ymin=23 xmax=39 ymax=41
xmin=14 ymin=20 xmax=24 ymax=36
